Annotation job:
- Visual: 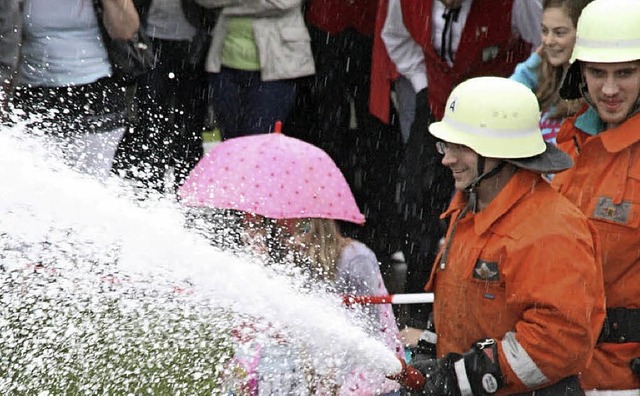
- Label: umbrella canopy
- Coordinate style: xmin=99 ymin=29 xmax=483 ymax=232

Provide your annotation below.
xmin=178 ymin=132 xmax=365 ymax=225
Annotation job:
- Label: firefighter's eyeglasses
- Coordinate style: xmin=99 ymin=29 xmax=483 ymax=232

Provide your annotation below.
xmin=435 ymin=141 xmax=469 ymax=155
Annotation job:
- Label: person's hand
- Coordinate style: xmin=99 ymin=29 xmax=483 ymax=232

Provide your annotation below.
xmin=409 ymin=352 xmax=439 ymax=379
xmin=535 ymin=43 xmax=544 ymax=56
xmin=413 ymin=339 xmax=504 ymax=395
xmin=101 ymin=0 xmax=140 ymax=40
xmin=400 ymin=326 xmax=423 ymax=348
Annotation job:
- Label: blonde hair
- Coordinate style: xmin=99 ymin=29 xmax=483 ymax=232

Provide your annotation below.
xmin=295 ymin=218 xmax=350 ymax=281
xmin=537 ymin=0 xmax=591 ymax=119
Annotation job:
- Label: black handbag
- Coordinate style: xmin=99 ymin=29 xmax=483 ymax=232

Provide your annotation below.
xmin=92 ymin=0 xmax=155 ymax=81
xmin=181 ymin=0 xmax=221 ymax=67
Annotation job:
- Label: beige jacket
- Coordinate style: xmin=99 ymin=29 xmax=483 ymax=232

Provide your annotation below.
xmin=194 ymin=0 xmax=315 ymax=81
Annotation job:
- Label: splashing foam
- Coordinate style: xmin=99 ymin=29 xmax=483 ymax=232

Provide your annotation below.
xmin=0 ymin=126 xmax=402 ymax=389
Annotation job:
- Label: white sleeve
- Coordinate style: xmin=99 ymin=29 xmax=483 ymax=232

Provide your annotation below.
xmin=511 ymin=0 xmax=542 ymax=48
xmin=381 ymin=0 xmax=428 ymax=92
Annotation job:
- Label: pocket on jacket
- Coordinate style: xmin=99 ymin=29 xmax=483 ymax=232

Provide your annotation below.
xmin=464 ymin=250 xmax=505 ymax=301
xmin=588 ymin=196 xmax=640 ymax=229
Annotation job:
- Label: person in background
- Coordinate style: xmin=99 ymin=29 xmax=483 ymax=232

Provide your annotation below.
xmin=285 ymin=0 xmax=407 ymax=317
xmin=380 ymin=0 xmax=543 ymax=339
xmin=111 ymin=0 xmax=216 ymax=192
xmin=7 ymin=0 xmax=139 ymax=178
xmin=510 ymin=0 xmax=591 ymax=146
xmin=238 ymin=215 xmax=405 ymax=395
xmin=552 ymin=0 xmax=640 ymax=392
xmin=394 ymin=76 xmax=604 ymax=395
xmin=194 ymin=0 xmax=315 ymax=139
xmin=369 ymin=0 xmax=414 ymax=144
xmin=178 ymin=132 xmax=404 ymax=394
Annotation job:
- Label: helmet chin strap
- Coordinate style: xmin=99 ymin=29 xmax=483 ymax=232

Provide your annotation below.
xmin=438 ymin=157 xmax=508 ymax=270
xmin=463 ymin=157 xmax=508 ymax=213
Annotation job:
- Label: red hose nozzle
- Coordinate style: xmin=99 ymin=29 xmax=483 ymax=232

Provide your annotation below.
xmin=387 ymin=358 xmax=425 ymax=391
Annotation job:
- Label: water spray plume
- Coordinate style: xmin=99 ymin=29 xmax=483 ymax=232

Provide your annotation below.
xmin=0 ymin=127 xmax=404 ymax=392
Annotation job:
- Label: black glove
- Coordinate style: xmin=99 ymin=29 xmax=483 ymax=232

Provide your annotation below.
xmin=410 ymin=351 xmax=439 ymax=380
xmin=419 ymin=353 xmax=463 ymax=396
xmin=418 ymin=339 xmax=505 ymax=396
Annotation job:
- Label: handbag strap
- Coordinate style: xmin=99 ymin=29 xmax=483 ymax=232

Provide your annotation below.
xmin=91 ymin=0 xmax=111 ymax=44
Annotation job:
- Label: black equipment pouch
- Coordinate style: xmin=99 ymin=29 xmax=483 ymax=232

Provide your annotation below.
xmin=597 ymin=307 xmax=640 ymax=343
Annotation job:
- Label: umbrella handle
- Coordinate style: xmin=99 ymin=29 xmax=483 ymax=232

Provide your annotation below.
xmin=342 ymin=293 xmax=434 ymax=305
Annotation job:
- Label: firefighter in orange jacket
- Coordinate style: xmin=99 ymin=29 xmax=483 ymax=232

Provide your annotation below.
xmin=551 ymin=0 xmax=640 ymax=392
xmin=396 ymin=77 xmax=605 ymax=395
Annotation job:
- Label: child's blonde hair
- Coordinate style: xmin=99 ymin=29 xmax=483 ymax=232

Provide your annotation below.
xmin=295 ymin=218 xmax=350 ymax=282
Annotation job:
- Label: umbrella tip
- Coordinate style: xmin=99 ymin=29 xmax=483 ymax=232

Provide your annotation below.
xmin=274 ymin=120 xmax=282 ymax=134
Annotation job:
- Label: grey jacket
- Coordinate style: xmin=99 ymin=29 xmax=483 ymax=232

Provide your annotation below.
xmin=194 ymin=0 xmax=314 ymax=81
xmin=0 ymin=0 xmax=22 ymax=85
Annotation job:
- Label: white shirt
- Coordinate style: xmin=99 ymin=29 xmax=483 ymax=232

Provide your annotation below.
xmin=19 ymin=0 xmax=111 ymax=87
xmin=381 ymin=0 xmax=542 ymax=92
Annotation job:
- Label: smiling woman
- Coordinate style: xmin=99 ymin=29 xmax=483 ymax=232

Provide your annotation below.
xmin=510 ymin=0 xmax=592 ymax=145
xmin=541 ymin=5 xmax=576 ymax=67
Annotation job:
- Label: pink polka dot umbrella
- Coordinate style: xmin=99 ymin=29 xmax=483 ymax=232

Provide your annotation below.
xmin=178 ymin=126 xmax=365 ymax=225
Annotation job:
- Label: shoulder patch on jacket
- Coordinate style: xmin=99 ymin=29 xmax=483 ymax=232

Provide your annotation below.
xmin=473 ymin=260 xmax=499 ymax=281
xmin=593 ymin=197 xmax=631 ymax=224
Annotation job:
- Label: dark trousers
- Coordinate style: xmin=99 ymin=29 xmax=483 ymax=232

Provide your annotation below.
xmin=396 ymin=88 xmax=453 ymax=328
xmin=285 ymin=25 xmax=405 ymax=301
xmin=112 ymin=38 xmax=206 ymax=191
xmin=209 ymin=67 xmax=296 ymax=139
xmin=12 ymin=77 xmax=126 ymax=135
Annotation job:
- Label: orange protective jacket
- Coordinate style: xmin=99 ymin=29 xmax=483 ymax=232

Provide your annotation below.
xmin=553 ymin=107 xmax=640 ymax=391
xmin=426 ymin=170 xmax=605 ymax=395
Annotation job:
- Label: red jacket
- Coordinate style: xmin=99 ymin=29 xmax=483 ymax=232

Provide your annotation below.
xmin=305 ymin=0 xmax=377 ymax=36
xmin=553 ymin=107 xmax=640 ymax=391
xmin=399 ymin=0 xmax=531 ymax=119
xmin=427 ymin=171 xmax=605 ymax=394
xmin=369 ymin=0 xmax=399 ymax=123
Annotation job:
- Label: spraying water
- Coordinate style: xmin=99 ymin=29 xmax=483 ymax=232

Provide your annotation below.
xmin=0 ymin=125 xmax=402 ymax=393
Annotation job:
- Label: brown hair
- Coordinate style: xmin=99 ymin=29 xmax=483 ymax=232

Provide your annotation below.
xmin=537 ymin=0 xmax=592 ymax=119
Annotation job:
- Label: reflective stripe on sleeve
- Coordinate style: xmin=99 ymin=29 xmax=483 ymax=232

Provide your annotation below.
xmin=454 ymin=358 xmax=473 ymax=396
xmin=501 ymin=332 xmax=549 ymax=389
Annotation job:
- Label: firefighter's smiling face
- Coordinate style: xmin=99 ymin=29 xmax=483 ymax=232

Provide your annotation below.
xmin=583 ymin=61 xmax=640 ymax=129
xmin=438 ymin=141 xmax=503 ymax=191
xmin=438 ymin=141 xmax=477 ymax=190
